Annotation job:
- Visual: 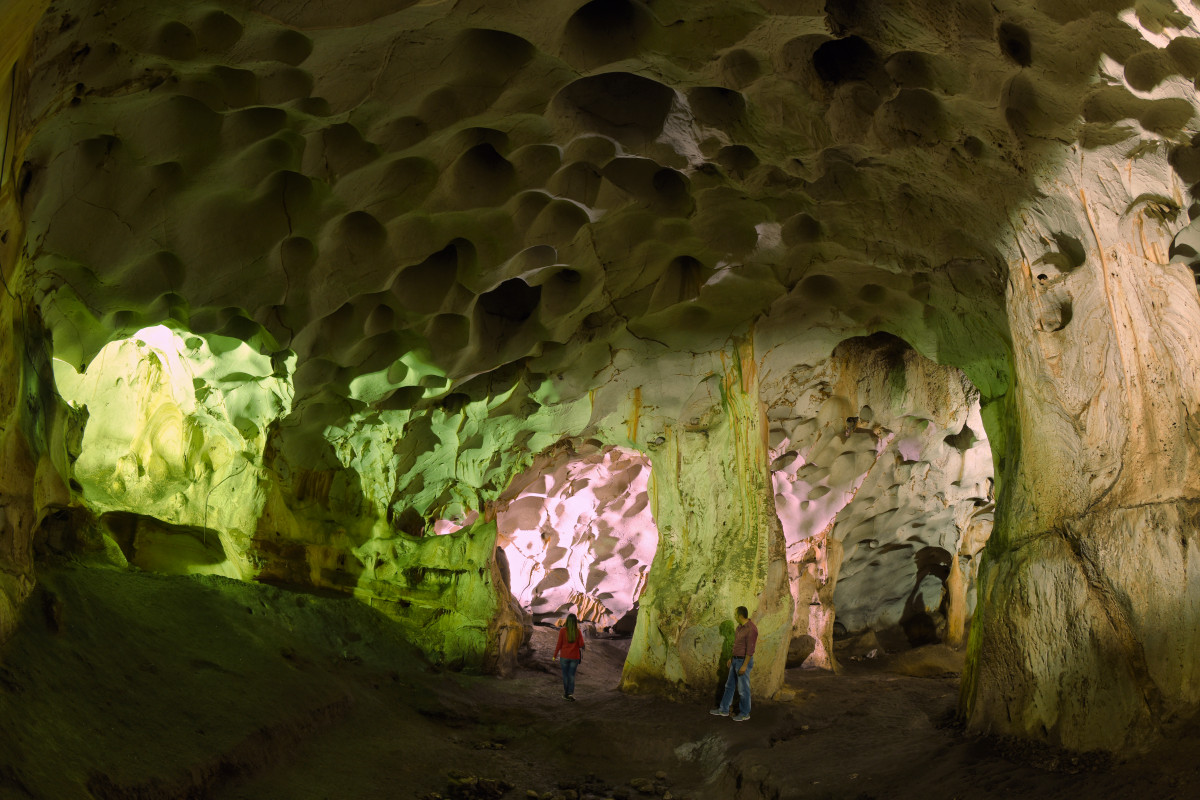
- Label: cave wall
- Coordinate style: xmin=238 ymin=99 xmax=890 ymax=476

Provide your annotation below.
xmin=962 ymin=143 xmax=1200 ymax=751
xmin=0 ymin=0 xmax=1197 ymax=751
xmin=493 ymin=442 xmax=657 ymax=628
xmin=0 ymin=0 xmax=51 ymax=646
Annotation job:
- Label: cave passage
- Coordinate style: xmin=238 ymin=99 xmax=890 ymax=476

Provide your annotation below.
xmin=7 ymin=0 xmax=1200 ymax=792
xmin=768 ymin=333 xmax=995 ymax=671
xmin=492 ymin=443 xmax=657 ymax=633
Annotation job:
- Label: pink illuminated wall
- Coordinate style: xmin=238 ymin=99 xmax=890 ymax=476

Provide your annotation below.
xmin=492 ymin=444 xmax=658 ymax=627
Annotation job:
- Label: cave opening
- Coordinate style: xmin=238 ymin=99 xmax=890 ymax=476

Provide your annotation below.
xmin=769 ymin=332 xmax=995 ymax=671
xmin=492 ymin=442 xmax=658 ymax=648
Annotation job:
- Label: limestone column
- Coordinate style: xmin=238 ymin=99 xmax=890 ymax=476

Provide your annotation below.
xmin=963 ymin=161 xmax=1200 ymax=751
xmin=621 ymin=335 xmax=792 ymax=699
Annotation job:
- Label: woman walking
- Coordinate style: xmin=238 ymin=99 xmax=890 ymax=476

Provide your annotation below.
xmin=552 ymin=613 xmax=586 ymax=700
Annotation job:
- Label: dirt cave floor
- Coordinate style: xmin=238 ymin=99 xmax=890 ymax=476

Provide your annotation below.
xmin=2 ymin=563 xmax=1199 ymax=800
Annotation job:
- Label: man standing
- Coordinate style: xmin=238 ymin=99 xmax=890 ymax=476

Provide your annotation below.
xmin=710 ymin=606 xmax=758 ymax=722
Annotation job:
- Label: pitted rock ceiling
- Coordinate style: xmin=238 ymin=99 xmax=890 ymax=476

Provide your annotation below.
xmin=3 ymin=0 xmax=1200 ymax=756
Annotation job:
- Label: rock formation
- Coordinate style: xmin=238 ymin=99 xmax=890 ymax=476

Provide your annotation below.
xmin=621 ymin=336 xmax=793 ymax=699
xmin=492 ymin=441 xmax=657 ymax=629
xmin=963 ymin=144 xmax=1200 ymax=751
xmin=0 ymin=0 xmax=1198 ymax=755
xmin=768 ymin=333 xmax=993 ymax=669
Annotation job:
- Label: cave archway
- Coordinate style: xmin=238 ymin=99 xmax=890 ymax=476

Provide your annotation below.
xmin=766 ymin=332 xmax=995 ymax=672
xmin=491 ymin=441 xmax=658 ymax=636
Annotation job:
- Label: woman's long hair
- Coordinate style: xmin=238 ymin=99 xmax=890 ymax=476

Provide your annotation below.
xmin=566 ymin=613 xmax=579 ymax=643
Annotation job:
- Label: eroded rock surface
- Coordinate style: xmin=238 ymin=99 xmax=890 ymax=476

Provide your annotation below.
xmin=0 ymin=0 xmax=1197 ymax=752
xmin=493 ymin=442 xmax=656 ymax=628
xmin=767 ymin=333 xmax=993 ymax=669
xmin=963 ymin=143 xmax=1200 ymax=751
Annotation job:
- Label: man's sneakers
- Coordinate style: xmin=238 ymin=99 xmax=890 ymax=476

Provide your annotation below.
xmin=565 ymin=694 xmax=576 ymax=701
xmin=710 ymin=708 xmax=750 ymax=721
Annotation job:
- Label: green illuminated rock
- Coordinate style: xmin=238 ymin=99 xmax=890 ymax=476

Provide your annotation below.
xmin=0 ymin=0 xmax=1199 ymax=756
xmin=622 ymin=337 xmax=791 ymax=698
xmin=52 ymin=325 xmax=293 ymax=578
xmin=353 ymin=517 xmax=525 ymax=673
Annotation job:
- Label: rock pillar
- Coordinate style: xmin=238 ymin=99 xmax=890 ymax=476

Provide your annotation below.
xmin=621 ymin=336 xmax=792 ymax=699
xmin=963 ymin=169 xmax=1200 ymax=751
xmin=788 ymin=530 xmax=841 ymax=671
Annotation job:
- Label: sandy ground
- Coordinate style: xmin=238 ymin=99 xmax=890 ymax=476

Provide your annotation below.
xmin=1 ymin=562 xmax=1199 ymax=800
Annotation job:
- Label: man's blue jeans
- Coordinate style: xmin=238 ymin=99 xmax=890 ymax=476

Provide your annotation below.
xmin=720 ymin=655 xmax=753 ymax=715
xmin=560 ymin=657 xmax=580 ymax=695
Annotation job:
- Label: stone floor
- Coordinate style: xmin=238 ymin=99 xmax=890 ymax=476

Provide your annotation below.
xmin=2 ymin=563 xmax=1198 ymax=800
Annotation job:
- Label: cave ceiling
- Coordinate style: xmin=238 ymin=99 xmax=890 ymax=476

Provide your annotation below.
xmin=3 ymin=0 xmax=1200 ymax=752
xmin=17 ymin=0 xmax=1077 ymax=471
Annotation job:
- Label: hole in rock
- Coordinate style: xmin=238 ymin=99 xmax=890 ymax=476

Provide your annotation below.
xmin=812 ymin=35 xmax=882 ymax=85
xmin=493 ymin=444 xmax=658 ymax=636
xmin=478 ymin=278 xmax=541 ymax=322
xmin=551 ymin=72 xmax=675 ymax=147
xmin=562 ymin=0 xmax=653 ymax=70
xmin=452 ymin=28 xmax=535 ymax=85
xmin=1037 ymin=295 xmax=1073 ymax=332
xmin=448 ymin=143 xmax=517 ymax=208
xmin=716 ymin=144 xmax=758 ymax=175
xmin=391 ymin=243 xmax=460 ymax=314
xmin=997 ymin=22 xmax=1032 ymax=67
xmin=719 ymin=47 xmax=761 ymax=88
xmin=647 ymin=255 xmax=706 ymax=313
xmin=543 ymin=268 xmax=586 ymax=316
xmin=196 ymin=10 xmax=242 ymax=52
xmin=686 ymin=86 xmax=746 ymax=130
xmin=770 ymin=333 xmax=994 ymax=666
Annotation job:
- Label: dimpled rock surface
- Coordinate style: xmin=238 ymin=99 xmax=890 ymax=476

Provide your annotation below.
xmin=768 ymin=333 xmax=993 ymax=669
xmin=0 ymin=0 xmax=1199 ymax=753
xmin=494 ymin=442 xmax=656 ymax=627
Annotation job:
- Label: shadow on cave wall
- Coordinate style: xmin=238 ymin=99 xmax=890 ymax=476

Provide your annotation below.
xmin=250 ymin=430 xmax=371 ymax=593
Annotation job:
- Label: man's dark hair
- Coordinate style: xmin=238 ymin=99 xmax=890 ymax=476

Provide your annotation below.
xmin=736 ymin=606 xmax=748 ymax=619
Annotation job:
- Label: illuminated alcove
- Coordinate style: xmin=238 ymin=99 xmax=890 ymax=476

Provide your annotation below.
xmin=49 ymin=324 xmax=295 ymax=579
xmin=472 ymin=443 xmax=658 ymax=632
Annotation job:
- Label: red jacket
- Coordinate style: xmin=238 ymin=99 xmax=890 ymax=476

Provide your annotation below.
xmin=554 ymin=626 xmax=586 ymax=660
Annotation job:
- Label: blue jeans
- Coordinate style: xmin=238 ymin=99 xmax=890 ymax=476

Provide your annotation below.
xmin=560 ymin=657 xmax=580 ymax=695
xmin=720 ymin=656 xmax=753 ymax=716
